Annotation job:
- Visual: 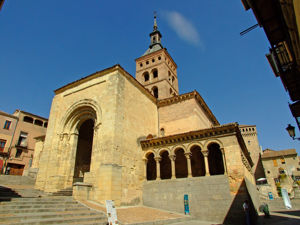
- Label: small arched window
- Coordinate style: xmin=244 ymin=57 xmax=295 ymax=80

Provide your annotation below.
xmin=143 ymin=72 xmax=149 ymax=82
xmin=160 ymin=128 xmax=165 ymax=136
xmin=152 ymin=68 xmax=158 ymax=78
xmin=34 ymin=119 xmax=43 ymax=126
xmin=152 ymin=86 xmax=158 ymax=98
xmin=23 ymin=116 xmax=34 ymax=124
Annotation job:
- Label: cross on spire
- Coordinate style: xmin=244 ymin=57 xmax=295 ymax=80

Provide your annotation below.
xmin=153 ymin=11 xmax=158 ymax=31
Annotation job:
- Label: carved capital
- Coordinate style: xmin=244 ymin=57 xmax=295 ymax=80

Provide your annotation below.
xmin=202 ymin=150 xmax=209 ymax=157
xmin=154 ymin=156 xmax=161 ymax=162
xmin=169 ymin=154 xmax=176 ymax=161
xmin=142 ymin=157 xmax=148 ymax=163
xmin=184 ymin=152 xmax=191 ymax=159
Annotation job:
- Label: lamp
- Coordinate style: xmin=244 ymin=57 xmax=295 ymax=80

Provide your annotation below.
xmin=286 ymin=124 xmax=300 ymax=140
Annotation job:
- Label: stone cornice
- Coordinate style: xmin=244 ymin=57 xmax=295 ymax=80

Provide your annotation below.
xmin=141 ymin=123 xmax=238 ymax=148
xmin=157 ymin=90 xmax=219 ymax=126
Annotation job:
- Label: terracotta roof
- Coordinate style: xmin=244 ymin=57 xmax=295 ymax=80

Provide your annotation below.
xmin=0 ymin=110 xmax=18 ymax=119
xmin=14 ymin=110 xmax=48 ymax=121
xmin=262 ymin=148 xmax=297 ymax=159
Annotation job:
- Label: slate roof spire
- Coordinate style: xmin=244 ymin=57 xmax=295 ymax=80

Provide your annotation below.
xmin=143 ymin=12 xmax=163 ymax=56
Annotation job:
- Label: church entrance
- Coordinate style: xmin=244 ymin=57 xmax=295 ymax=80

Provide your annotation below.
xmin=73 ymin=119 xmax=94 ymax=183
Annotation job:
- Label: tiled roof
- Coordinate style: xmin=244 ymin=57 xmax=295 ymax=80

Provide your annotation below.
xmin=262 ymin=148 xmax=297 ymax=159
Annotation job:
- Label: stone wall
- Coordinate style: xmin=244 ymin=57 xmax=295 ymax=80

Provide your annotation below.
xmin=143 ymin=176 xmax=233 ymax=223
xmin=158 ymin=98 xmax=213 ymax=136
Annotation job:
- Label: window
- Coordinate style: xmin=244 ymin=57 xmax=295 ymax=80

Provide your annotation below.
xmin=280 ymin=158 xmax=285 ymax=164
xmin=160 ymin=128 xmax=165 ymax=136
xmin=158 ymin=56 xmax=161 ymax=60
xmin=0 ymin=139 xmax=6 ymax=152
xmin=140 ymin=63 xmax=143 ymax=67
xmin=146 ymin=61 xmax=149 ymax=65
xmin=274 ymin=178 xmax=280 ymax=184
xmin=44 ymin=122 xmax=48 ymax=128
xmin=152 ymin=58 xmax=155 ymax=63
xmin=23 ymin=116 xmax=33 ymax=123
xmin=143 ymin=72 xmax=149 ymax=82
xmin=34 ymin=119 xmax=43 ymax=126
xmin=152 ymin=86 xmax=158 ymax=98
xmin=273 ymin=159 xmax=278 ymax=167
xmin=279 ymin=168 xmax=285 ymax=174
xmin=3 ymin=120 xmax=11 ymax=130
xmin=17 ymin=132 xmax=28 ymax=147
xmin=15 ymin=149 xmax=22 ymax=158
xmin=297 ymin=168 xmax=300 ymax=171
xmin=152 ymin=68 xmax=158 ymax=78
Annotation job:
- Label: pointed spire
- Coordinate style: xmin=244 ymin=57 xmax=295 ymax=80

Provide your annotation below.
xmin=153 ymin=11 xmax=158 ymax=31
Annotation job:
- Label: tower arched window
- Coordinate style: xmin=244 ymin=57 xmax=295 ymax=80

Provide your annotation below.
xmin=152 ymin=86 xmax=158 ymax=98
xmin=152 ymin=68 xmax=158 ymax=78
xmin=143 ymin=72 xmax=149 ymax=82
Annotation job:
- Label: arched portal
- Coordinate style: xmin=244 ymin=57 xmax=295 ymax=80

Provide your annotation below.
xmin=208 ymin=143 xmax=224 ymax=175
xmin=146 ymin=153 xmax=156 ymax=180
xmin=73 ymin=119 xmax=94 ymax=182
xmin=160 ymin=151 xmax=171 ymax=179
xmin=175 ymin=148 xmax=188 ymax=178
xmin=190 ymin=145 xmax=205 ymax=177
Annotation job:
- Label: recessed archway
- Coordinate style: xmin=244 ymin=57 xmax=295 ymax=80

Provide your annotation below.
xmin=73 ymin=119 xmax=94 ymax=182
xmin=190 ymin=145 xmax=205 ymax=177
xmin=160 ymin=151 xmax=171 ymax=179
xmin=175 ymin=148 xmax=188 ymax=178
xmin=207 ymin=143 xmax=224 ymax=175
xmin=146 ymin=153 xmax=156 ymax=180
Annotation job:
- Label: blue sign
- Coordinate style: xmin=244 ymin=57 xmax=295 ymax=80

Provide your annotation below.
xmin=268 ymin=192 xmax=273 ymax=200
xmin=184 ymin=194 xmax=190 ymax=215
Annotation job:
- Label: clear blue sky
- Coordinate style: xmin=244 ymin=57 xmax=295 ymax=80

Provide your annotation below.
xmin=1 ymin=1 xmax=299 ymax=153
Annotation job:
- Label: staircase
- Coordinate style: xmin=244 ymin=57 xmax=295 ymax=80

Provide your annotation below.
xmin=51 ymin=187 xmax=73 ymax=196
xmin=0 ymin=196 xmax=108 ymax=224
xmin=0 ymin=186 xmax=21 ymax=202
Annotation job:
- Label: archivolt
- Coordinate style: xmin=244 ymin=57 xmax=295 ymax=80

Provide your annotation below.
xmin=60 ymin=99 xmax=102 ymax=133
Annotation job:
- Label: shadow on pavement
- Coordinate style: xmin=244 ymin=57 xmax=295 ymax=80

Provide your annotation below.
xmin=273 ymin=210 xmax=300 ymax=217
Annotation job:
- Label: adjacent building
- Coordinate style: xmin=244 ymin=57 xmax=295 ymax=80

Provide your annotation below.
xmin=241 ymin=0 xmax=300 ymax=130
xmin=0 ymin=110 xmax=48 ymax=175
xmin=261 ymin=148 xmax=300 ymax=197
xmin=0 ymin=111 xmax=18 ymax=173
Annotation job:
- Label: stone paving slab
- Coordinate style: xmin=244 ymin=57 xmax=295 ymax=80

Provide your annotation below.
xmin=80 ymin=200 xmax=191 ymax=225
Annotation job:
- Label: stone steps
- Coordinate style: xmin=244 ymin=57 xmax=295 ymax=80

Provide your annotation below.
xmin=0 ymin=196 xmax=107 ymax=225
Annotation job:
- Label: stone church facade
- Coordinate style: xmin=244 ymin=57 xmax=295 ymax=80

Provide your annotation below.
xmin=34 ymin=17 xmax=259 ymax=223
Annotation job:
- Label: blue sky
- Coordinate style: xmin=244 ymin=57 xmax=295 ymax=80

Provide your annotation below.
xmin=1 ymin=1 xmax=299 ymax=153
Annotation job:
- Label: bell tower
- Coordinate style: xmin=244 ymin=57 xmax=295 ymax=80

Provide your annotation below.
xmin=135 ymin=13 xmax=179 ymax=100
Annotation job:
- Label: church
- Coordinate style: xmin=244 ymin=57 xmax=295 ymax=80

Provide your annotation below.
xmin=33 ymin=16 xmax=259 ymax=223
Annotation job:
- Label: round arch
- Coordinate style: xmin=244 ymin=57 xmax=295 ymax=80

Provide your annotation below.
xmin=60 ymin=99 xmax=102 ymax=134
xmin=159 ymin=149 xmax=171 ymax=179
xmin=207 ymin=142 xmax=224 ymax=175
xmin=189 ymin=144 xmax=205 ymax=177
xmin=203 ymin=139 xmax=224 ymax=150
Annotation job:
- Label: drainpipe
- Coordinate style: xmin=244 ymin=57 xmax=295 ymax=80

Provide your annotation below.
xmin=2 ymin=115 xmax=19 ymax=174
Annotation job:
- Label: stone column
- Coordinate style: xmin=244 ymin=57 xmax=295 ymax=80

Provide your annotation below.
xmin=185 ymin=152 xmax=192 ymax=178
xmin=220 ymin=148 xmax=228 ymax=175
xmin=154 ymin=156 xmax=161 ymax=180
xmin=169 ymin=154 xmax=176 ymax=179
xmin=143 ymin=158 xmax=148 ymax=181
xmin=202 ymin=150 xmax=210 ymax=176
